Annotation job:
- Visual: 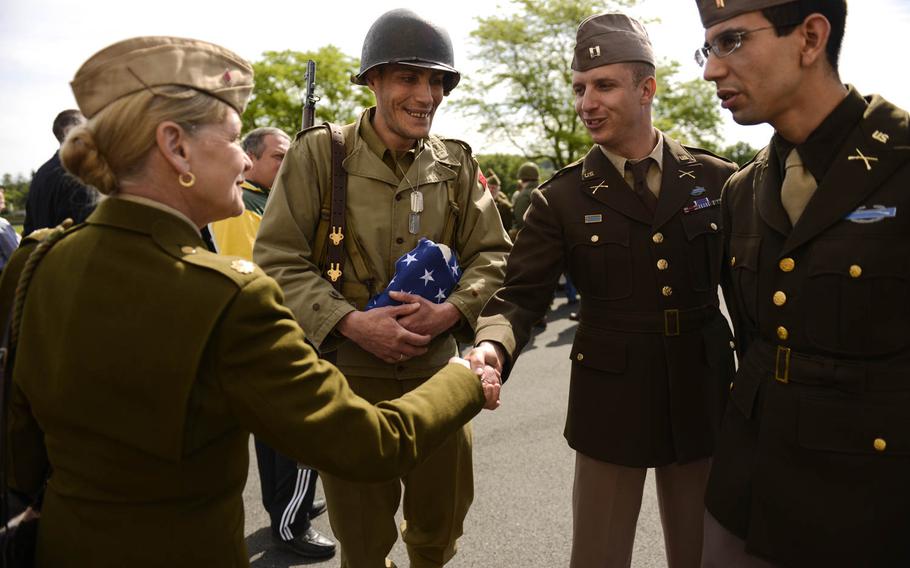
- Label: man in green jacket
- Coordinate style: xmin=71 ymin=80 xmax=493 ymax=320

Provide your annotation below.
xmin=509 ymin=160 xmax=540 ymax=239
xmin=253 ymin=9 xmax=510 ymax=568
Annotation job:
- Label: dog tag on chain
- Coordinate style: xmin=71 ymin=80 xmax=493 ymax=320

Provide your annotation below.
xmin=409 ymin=191 xmax=424 ymax=234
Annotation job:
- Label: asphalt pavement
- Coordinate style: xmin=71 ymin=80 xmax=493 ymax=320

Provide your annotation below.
xmin=244 ymin=298 xmax=670 ymax=568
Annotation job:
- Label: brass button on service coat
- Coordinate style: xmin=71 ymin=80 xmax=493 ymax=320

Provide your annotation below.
xmin=729 ymin=340 xmax=736 ymax=349
xmin=730 ymin=256 xmax=736 ymax=267
xmin=652 ymin=232 xmax=664 ymax=244
xmin=576 ymin=353 xmax=584 ymax=361
xmin=662 ymin=286 xmax=673 ymax=297
xmin=779 ymin=258 xmax=795 ymax=272
xmin=773 ymin=291 xmax=787 ymax=306
xmin=777 ymin=326 xmax=789 ymax=341
xmin=657 ymin=259 xmax=669 ymax=270
xmin=710 ymin=222 xmax=718 ymax=231
xmin=181 ymin=246 xmax=197 ymax=254
xmin=849 ymin=264 xmax=863 ymax=278
xmin=590 ymin=235 xmax=600 ymax=243
xmin=874 ymin=438 xmax=887 ymax=452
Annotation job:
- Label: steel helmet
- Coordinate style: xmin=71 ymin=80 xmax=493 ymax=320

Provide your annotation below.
xmin=352 ymin=9 xmax=461 ymax=95
xmin=517 ymin=162 xmax=540 ymax=181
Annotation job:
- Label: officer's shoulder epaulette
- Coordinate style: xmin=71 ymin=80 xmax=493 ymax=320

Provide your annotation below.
xmin=178 ymin=249 xmax=264 ymax=289
xmin=22 ymin=220 xmax=85 ymax=245
xmin=437 ymin=135 xmax=473 ymax=157
xmin=540 ymin=157 xmax=584 ymax=189
xmin=682 ymin=144 xmax=737 ymax=165
xmin=294 ymin=122 xmax=329 ymax=142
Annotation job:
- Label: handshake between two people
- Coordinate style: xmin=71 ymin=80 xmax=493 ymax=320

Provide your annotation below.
xmin=336 ymin=290 xmax=504 ymax=410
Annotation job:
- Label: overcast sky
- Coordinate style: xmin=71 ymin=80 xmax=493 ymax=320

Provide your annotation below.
xmin=1 ymin=0 xmax=908 ymax=177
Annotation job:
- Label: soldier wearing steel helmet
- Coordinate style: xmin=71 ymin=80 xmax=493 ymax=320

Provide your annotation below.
xmin=509 ymin=160 xmax=540 ymax=238
xmin=253 ymin=9 xmax=510 ymax=568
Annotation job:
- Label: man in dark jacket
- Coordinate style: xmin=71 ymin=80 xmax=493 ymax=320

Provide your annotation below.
xmin=469 ymin=13 xmax=737 ymax=567
xmin=694 ymin=1 xmax=910 ymax=566
xmin=24 ymin=109 xmax=97 ymax=235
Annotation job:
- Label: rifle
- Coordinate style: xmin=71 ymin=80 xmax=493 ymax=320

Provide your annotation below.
xmin=301 ymin=59 xmax=317 ymax=129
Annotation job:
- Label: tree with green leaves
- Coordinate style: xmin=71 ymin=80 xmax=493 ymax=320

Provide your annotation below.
xmin=242 ymin=46 xmax=375 ymax=136
xmin=457 ymin=0 xmax=726 ymax=168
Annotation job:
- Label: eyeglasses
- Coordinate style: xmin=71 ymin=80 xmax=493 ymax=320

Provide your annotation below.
xmin=694 ymin=25 xmax=778 ymax=67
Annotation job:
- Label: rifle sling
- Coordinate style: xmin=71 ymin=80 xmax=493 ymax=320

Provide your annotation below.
xmin=324 ymin=124 xmax=347 ymax=291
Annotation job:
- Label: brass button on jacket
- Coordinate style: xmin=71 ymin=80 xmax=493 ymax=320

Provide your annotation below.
xmin=652 ymin=232 xmax=664 ymax=244
xmin=590 ymin=235 xmax=600 ymax=243
xmin=773 ymin=291 xmax=787 ymax=306
xmin=181 ymin=246 xmax=197 ymax=255
xmin=661 ymin=286 xmax=673 ymax=297
xmin=874 ymin=438 xmax=887 ymax=452
xmin=730 ymin=256 xmax=736 ymax=267
xmin=657 ymin=259 xmax=669 ymax=270
xmin=576 ymin=353 xmax=584 ymax=361
xmin=779 ymin=258 xmax=795 ymax=272
xmin=849 ymin=264 xmax=863 ymax=278
xmin=777 ymin=326 xmax=789 ymax=341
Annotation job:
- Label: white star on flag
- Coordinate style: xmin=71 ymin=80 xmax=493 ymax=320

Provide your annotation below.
xmin=420 ymin=268 xmax=435 ymax=286
xmin=403 ymin=253 xmax=418 ymax=266
xmin=450 ymin=264 xmax=459 ymax=277
xmin=434 ymin=288 xmax=447 ymax=303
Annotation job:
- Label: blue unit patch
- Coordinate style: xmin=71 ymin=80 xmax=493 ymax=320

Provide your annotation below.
xmin=845 ymin=205 xmax=898 ymax=223
xmin=690 ymin=186 xmax=707 ymax=196
xmin=584 ymin=214 xmax=603 ymax=224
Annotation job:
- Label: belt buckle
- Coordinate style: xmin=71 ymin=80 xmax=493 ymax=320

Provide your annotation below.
xmin=775 ymin=345 xmax=791 ymax=384
xmin=664 ymin=309 xmax=680 ymax=336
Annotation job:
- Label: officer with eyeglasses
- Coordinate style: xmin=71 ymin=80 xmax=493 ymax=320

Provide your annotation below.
xmin=693 ymin=1 xmax=910 ymax=566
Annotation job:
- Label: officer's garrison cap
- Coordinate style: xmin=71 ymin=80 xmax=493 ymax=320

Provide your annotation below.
xmin=71 ymin=36 xmax=253 ymax=119
xmin=695 ymin=0 xmax=796 ymax=28
xmin=572 ymin=13 xmax=655 ymax=72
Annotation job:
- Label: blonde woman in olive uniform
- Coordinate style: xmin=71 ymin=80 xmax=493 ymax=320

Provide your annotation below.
xmin=2 ymin=36 xmax=499 ymax=568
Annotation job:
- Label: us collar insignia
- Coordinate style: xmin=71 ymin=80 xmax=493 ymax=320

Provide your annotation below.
xmin=683 ymin=197 xmax=720 ymax=214
xmin=872 ymin=130 xmax=890 ymax=144
xmin=584 ymin=214 xmax=603 ymax=224
xmin=230 ymin=259 xmax=256 ymax=274
xmin=583 ymin=170 xmax=596 ymax=179
xmin=690 ymin=186 xmax=707 ymax=196
xmin=678 ymin=170 xmax=696 ymax=179
xmin=845 ymin=205 xmax=897 ymax=223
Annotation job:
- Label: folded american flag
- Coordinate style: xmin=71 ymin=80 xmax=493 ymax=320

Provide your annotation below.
xmin=366 ymin=238 xmax=461 ymax=309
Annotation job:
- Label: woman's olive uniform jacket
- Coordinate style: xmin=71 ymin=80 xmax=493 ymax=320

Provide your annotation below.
xmin=3 ymin=197 xmax=484 ymax=567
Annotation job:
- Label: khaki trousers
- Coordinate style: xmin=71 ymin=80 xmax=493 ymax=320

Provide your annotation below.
xmin=320 ymin=375 xmax=474 ymax=568
xmin=571 ymin=452 xmax=711 ymax=568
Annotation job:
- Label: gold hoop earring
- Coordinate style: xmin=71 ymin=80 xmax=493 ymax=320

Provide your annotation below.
xmin=178 ymin=172 xmax=196 ymax=188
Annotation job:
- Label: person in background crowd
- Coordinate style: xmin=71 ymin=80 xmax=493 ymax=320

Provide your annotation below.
xmin=2 ymin=35 xmax=499 ymax=568
xmin=509 ymin=160 xmax=540 ymax=239
xmin=485 ymin=170 xmax=514 ymax=232
xmin=469 ymin=13 xmax=737 ymax=568
xmin=0 ymin=186 xmax=20 ymax=270
xmin=253 ymin=9 xmax=510 ymax=567
xmin=210 ymin=125 xmax=333 ymax=558
xmin=693 ymin=1 xmax=910 ymax=566
xmin=24 ymin=109 xmax=98 ymax=235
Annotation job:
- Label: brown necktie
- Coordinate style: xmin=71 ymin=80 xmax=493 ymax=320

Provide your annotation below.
xmin=628 ymin=158 xmax=658 ymax=214
xmin=780 ymin=148 xmax=818 ymax=226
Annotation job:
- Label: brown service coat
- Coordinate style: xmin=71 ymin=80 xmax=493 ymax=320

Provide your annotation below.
xmin=710 ymin=92 xmax=910 ymax=567
xmin=4 ymin=198 xmax=485 ymax=567
xmin=476 ymin=135 xmax=737 ymax=467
